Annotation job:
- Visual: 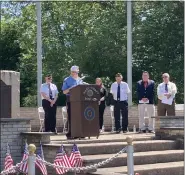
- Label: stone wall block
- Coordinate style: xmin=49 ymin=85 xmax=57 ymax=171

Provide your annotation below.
xmin=0 ymin=118 xmax=32 ymax=171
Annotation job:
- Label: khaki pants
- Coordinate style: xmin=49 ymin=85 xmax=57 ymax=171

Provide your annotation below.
xmin=157 ymin=99 xmax=175 ymax=116
xmin=138 ymin=104 xmax=155 ymax=131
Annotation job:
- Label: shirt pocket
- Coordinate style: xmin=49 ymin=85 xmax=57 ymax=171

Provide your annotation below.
xmin=121 ymin=87 xmax=127 ymax=92
xmin=51 ymin=85 xmax=56 ymax=95
xmin=51 ymin=89 xmax=55 ymax=95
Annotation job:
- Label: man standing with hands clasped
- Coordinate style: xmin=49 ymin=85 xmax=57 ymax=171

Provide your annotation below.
xmin=157 ymin=73 xmax=177 ymax=116
xmin=110 ymin=73 xmax=131 ymax=134
xmin=137 ymin=71 xmax=155 ymax=133
xmin=40 ymin=74 xmax=58 ymax=134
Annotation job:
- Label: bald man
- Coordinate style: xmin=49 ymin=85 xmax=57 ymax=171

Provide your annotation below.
xmin=157 ymin=73 xmax=177 ymax=116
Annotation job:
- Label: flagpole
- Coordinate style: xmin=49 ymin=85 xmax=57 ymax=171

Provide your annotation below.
xmin=0 ymin=2 xmax=1 ymax=21
xmin=127 ymin=0 xmax=132 ymax=106
xmin=36 ymin=2 xmax=42 ymax=107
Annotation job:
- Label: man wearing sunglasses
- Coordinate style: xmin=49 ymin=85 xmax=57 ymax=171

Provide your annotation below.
xmin=40 ymin=74 xmax=58 ymax=134
xmin=157 ymin=73 xmax=177 ymax=116
xmin=62 ymin=66 xmax=84 ymax=139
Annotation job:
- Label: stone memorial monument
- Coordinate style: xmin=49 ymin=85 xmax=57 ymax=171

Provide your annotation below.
xmin=0 ymin=70 xmax=32 ymax=171
xmin=0 ymin=70 xmax=20 ymax=118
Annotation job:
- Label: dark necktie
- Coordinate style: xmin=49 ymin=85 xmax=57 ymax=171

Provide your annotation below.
xmin=117 ymin=84 xmax=120 ymax=101
xmin=48 ymin=84 xmax=52 ymax=99
xmin=165 ymin=84 xmax=168 ymax=93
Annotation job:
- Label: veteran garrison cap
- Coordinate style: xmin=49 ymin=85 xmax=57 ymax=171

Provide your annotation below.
xmin=70 ymin=65 xmax=79 ymax=72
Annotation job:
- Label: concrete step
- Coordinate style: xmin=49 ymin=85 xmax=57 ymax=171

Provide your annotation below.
xmin=83 ymin=150 xmax=184 ymax=168
xmin=51 ymin=135 xmax=155 ymax=144
xmin=89 ymin=161 xmax=184 ymax=175
xmin=44 ymin=140 xmax=177 ymax=156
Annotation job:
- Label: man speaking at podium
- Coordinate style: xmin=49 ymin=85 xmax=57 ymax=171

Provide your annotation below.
xmin=62 ymin=65 xmax=84 ymax=139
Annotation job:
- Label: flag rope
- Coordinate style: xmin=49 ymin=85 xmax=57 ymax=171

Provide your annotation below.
xmin=37 ymin=146 xmax=127 ymax=173
xmin=0 ymin=146 xmax=127 ymax=175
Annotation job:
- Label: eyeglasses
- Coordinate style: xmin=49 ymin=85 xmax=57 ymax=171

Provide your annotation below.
xmin=47 ymin=77 xmax=52 ymax=80
xmin=162 ymin=76 xmax=168 ymax=78
xmin=71 ymin=71 xmax=78 ymax=73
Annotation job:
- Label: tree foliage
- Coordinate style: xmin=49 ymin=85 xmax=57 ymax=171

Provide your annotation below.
xmin=0 ymin=21 xmax=21 ymax=71
xmin=0 ymin=1 xmax=184 ymax=106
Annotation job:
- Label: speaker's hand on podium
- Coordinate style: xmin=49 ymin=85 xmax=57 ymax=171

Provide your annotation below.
xmin=83 ymin=82 xmax=89 ymax=85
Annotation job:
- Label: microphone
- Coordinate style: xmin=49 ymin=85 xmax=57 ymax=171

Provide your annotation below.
xmin=80 ymin=76 xmax=86 ymax=80
xmin=80 ymin=74 xmax=89 ymax=84
xmin=80 ymin=74 xmax=89 ymax=80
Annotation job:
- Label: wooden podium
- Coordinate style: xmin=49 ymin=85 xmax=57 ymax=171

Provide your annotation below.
xmin=70 ymin=84 xmax=100 ymax=138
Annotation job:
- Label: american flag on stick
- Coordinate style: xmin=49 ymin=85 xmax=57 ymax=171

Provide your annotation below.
xmin=35 ymin=141 xmax=47 ymax=175
xmin=19 ymin=141 xmax=29 ymax=174
xmin=69 ymin=144 xmax=83 ymax=168
xmin=4 ymin=143 xmax=15 ymax=173
xmin=54 ymin=145 xmax=71 ymax=174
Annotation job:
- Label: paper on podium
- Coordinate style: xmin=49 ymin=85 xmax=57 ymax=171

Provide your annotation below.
xmin=161 ymin=96 xmax=173 ymax=105
xmin=139 ymin=100 xmax=149 ymax=104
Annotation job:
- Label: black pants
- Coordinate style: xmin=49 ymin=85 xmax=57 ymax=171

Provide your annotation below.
xmin=66 ymin=102 xmax=71 ymax=137
xmin=114 ymin=100 xmax=128 ymax=131
xmin=99 ymin=102 xmax=106 ymax=129
xmin=42 ymin=99 xmax=57 ymax=132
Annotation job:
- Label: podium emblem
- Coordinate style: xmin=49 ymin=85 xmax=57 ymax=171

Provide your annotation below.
xmin=84 ymin=107 xmax=95 ymax=121
xmin=87 ymin=89 xmax=93 ymax=97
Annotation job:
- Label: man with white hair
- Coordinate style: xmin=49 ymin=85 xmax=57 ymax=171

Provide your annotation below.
xmin=62 ymin=65 xmax=84 ymax=139
xmin=157 ymin=73 xmax=177 ymax=116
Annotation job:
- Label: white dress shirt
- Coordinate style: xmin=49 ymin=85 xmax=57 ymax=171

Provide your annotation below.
xmin=157 ymin=81 xmax=177 ymax=100
xmin=110 ymin=81 xmax=131 ymax=101
xmin=40 ymin=83 xmax=59 ymax=99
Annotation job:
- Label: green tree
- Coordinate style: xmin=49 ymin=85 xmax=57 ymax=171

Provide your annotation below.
xmin=133 ymin=1 xmax=184 ymax=103
xmin=0 ymin=22 xmax=21 ymax=71
xmin=1 ymin=1 xmax=183 ymax=106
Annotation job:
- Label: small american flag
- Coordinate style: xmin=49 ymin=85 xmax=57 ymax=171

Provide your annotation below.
xmin=19 ymin=141 xmax=29 ymax=173
xmin=35 ymin=142 xmax=47 ymax=175
xmin=4 ymin=143 xmax=14 ymax=173
xmin=69 ymin=144 xmax=83 ymax=167
xmin=54 ymin=145 xmax=71 ymax=174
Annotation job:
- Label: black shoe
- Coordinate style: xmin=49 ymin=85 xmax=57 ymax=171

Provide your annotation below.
xmin=138 ymin=130 xmax=146 ymax=133
xmin=116 ymin=129 xmax=121 ymax=134
xmin=123 ymin=130 xmax=127 ymax=133
xmin=148 ymin=130 xmax=155 ymax=133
